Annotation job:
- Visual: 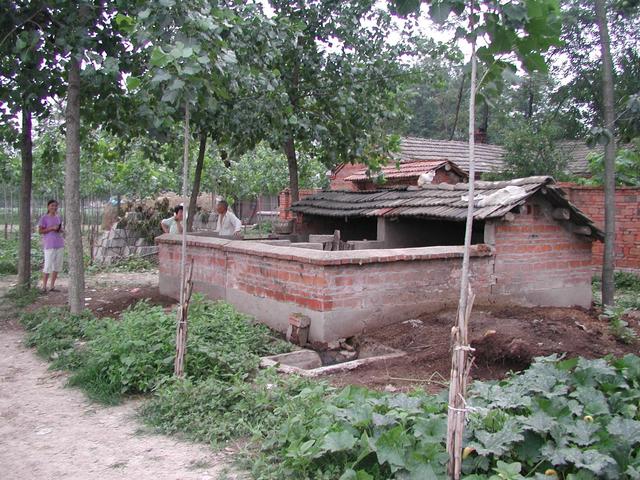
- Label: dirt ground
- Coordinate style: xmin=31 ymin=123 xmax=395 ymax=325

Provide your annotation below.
xmin=0 ymin=272 xmax=238 ymax=480
xmin=327 ymin=305 xmax=640 ymax=391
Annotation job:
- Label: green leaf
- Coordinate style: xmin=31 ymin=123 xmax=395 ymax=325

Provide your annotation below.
xmin=322 ymin=430 xmax=357 ymax=452
xmin=339 ymin=469 xmax=374 ymax=480
xmin=429 ymin=1 xmax=454 ymax=24
xmin=470 ymin=420 xmax=524 ymax=456
xmin=373 ymin=425 xmax=410 ymax=472
xmin=125 ymin=76 xmax=141 ymax=91
xmin=608 ymin=417 xmax=640 ymax=441
xmin=150 ymin=47 xmax=170 ymax=68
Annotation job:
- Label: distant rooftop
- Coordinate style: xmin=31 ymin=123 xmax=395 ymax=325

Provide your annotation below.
xmin=397 ymin=137 xmax=601 ymax=175
xmin=344 ymin=159 xmax=467 ymax=182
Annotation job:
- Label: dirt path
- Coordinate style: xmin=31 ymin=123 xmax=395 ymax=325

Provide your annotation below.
xmin=0 ymin=275 xmax=235 ymax=480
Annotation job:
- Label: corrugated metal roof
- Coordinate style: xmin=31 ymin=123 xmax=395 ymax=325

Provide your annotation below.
xmin=291 ymin=176 xmax=603 ymax=239
xmin=344 ymin=159 xmax=467 ymax=182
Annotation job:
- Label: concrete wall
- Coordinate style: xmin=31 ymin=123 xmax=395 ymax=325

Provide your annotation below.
xmin=158 ymin=236 xmax=495 ymax=342
xmin=559 ymin=183 xmax=640 ymax=273
xmin=488 ymin=197 xmax=594 ymax=308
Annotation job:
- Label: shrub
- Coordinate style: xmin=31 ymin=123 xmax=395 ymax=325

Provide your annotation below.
xmin=67 ymin=296 xmax=290 ymax=404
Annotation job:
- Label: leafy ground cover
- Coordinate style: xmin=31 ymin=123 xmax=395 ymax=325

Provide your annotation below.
xmin=18 ymin=297 xmax=640 ymax=479
xmin=20 ymin=296 xmax=290 ymax=404
xmin=593 ymin=272 xmax=640 ymax=343
xmin=0 ymin=234 xmax=43 ymax=275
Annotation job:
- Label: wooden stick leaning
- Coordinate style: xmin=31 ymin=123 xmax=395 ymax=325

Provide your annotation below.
xmin=174 ymin=258 xmax=194 ymax=378
xmin=446 ymin=0 xmax=478 ymax=477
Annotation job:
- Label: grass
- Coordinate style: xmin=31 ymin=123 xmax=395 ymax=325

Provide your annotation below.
xmin=592 ymin=272 xmax=640 ymax=343
xmin=5 ymin=285 xmax=41 ymax=308
xmin=0 ymin=234 xmax=44 ymax=276
xmin=86 ymin=255 xmax=158 ymax=274
xmin=20 ymin=296 xmax=292 ymax=404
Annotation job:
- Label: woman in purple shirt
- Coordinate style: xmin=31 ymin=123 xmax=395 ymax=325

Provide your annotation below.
xmin=38 ymin=199 xmax=64 ymax=292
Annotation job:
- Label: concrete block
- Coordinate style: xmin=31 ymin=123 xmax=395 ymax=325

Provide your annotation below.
xmin=291 ymin=242 xmax=323 ymax=250
xmin=257 ymin=240 xmax=292 ymax=246
xmin=347 ymin=240 xmax=386 ymax=250
xmin=287 ymin=313 xmax=311 ymax=346
xmin=309 ymin=234 xmax=335 ymax=243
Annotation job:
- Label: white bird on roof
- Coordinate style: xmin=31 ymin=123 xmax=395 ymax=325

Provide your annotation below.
xmin=417 ymin=171 xmax=436 ymax=187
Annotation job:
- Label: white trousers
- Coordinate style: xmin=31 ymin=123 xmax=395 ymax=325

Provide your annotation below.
xmin=43 ymin=248 xmax=64 ymax=274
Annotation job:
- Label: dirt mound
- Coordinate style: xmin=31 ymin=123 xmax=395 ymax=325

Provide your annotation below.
xmin=327 ymin=306 xmax=639 ymax=392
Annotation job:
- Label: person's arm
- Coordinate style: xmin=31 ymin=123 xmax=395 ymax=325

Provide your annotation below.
xmin=176 ymin=220 xmax=183 ymax=234
xmin=38 ymin=218 xmax=50 ymax=235
xmin=160 ymin=218 xmax=170 ymax=234
xmin=231 ymin=213 xmax=242 ymax=236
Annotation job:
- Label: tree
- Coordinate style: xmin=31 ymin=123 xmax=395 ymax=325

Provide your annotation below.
xmin=0 ymin=3 xmax=65 ymax=289
xmin=391 ymin=0 xmax=562 ymax=477
xmin=262 ymin=0 xmax=419 ymax=202
xmin=595 ymin=0 xmax=618 ymax=307
xmin=485 ymin=121 xmax=570 ymax=179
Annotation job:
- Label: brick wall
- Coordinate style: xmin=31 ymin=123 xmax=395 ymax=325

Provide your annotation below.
xmin=158 ymin=235 xmax=494 ymax=341
xmin=491 ymin=198 xmax=594 ymax=307
xmin=278 ymin=188 xmax=321 ymax=220
xmin=558 ymin=183 xmax=640 ymax=273
xmin=329 ymin=163 xmax=362 ymax=190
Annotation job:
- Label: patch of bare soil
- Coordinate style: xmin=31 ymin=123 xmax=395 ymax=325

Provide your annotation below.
xmin=0 ymin=272 xmax=237 ymax=480
xmin=28 ymin=270 xmax=177 ymax=319
xmin=327 ymin=305 xmax=640 ymax=392
xmin=0 ymin=330 xmax=235 ymax=480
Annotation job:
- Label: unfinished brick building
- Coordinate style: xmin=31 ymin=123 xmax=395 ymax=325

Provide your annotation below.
xmin=158 ymin=176 xmax=602 ymax=342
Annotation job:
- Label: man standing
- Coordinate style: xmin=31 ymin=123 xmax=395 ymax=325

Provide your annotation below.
xmin=215 ymin=200 xmax=242 ymax=237
xmin=161 ymin=205 xmax=184 ymax=234
xmin=38 ymin=199 xmax=64 ymax=292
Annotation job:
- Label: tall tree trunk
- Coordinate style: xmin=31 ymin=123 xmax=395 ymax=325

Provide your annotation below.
xmin=64 ymin=57 xmax=85 ymax=314
xmin=284 ymin=136 xmax=299 ymax=203
xmin=17 ymin=106 xmax=33 ymax=289
xmin=449 ymin=73 xmax=466 ymax=141
xmin=187 ymin=131 xmax=207 ymax=232
xmin=595 ymin=0 xmax=616 ymax=307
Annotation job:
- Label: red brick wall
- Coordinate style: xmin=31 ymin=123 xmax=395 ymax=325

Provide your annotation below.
xmin=278 ymin=188 xmax=321 ymax=220
xmin=558 ymin=184 xmax=640 ymax=273
xmin=329 ymin=163 xmax=363 ymax=190
xmin=492 ymin=199 xmax=593 ymax=306
xmin=158 ymin=236 xmax=494 ymax=341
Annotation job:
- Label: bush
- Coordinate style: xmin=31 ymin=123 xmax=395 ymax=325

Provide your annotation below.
xmin=0 ymin=234 xmax=44 ymax=275
xmin=52 ymin=296 xmax=292 ymax=404
xmin=615 ymin=271 xmax=640 ymax=291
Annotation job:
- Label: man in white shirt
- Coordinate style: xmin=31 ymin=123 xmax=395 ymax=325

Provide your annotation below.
xmin=215 ymin=200 xmax=242 ymax=237
xmin=161 ymin=205 xmax=184 ymax=234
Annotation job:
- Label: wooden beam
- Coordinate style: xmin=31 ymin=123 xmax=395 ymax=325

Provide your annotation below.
xmin=573 ymin=225 xmax=592 ymax=236
xmin=552 ymin=208 xmax=571 ymax=220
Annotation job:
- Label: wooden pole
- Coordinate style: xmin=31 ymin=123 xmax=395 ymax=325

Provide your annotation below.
xmin=446 ymin=1 xmax=477 ymax=478
xmin=174 ymin=100 xmax=191 ymax=378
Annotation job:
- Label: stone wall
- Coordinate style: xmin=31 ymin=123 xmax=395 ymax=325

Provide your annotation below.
xmin=94 ymin=228 xmax=158 ymax=264
xmin=559 ymin=183 xmax=640 ymax=273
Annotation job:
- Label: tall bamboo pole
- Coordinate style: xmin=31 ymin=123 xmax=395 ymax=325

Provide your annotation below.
xmin=446 ymin=1 xmax=477 ymax=478
xmin=174 ymin=100 xmax=191 ymax=378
